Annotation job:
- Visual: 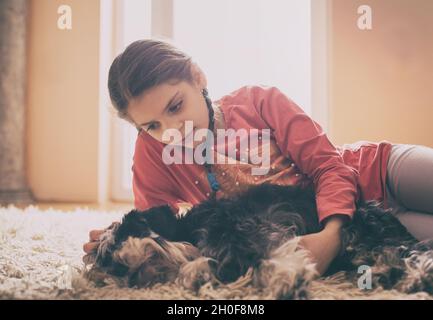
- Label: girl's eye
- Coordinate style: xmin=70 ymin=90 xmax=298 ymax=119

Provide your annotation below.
xmin=168 ymin=101 xmax=182 ymax=114
xmin=146 ymin=123 xmax=159 ymax=132
xmin=143 ymin=101 xmax=182 ymax=132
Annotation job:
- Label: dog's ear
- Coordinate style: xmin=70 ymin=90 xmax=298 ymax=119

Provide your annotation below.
xmin=115 ymin=210 xmax=153 ymax=243
xmin=140 ymin=205 xmax=180 ymax=241
xmin=117 ymin=205 xmax=180 ymax=241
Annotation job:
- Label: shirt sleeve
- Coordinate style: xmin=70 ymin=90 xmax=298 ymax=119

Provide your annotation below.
xmin=249 ymin=85 xmax=358 ymax=223
xmin=132 ymin=133 xmax=184 ymax=214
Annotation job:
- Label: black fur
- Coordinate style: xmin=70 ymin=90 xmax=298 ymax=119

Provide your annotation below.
xmin=89 ymin=183 xmax=433 ymax=295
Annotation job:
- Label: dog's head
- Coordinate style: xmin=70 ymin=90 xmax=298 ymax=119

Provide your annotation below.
xmin=85 ymin=206 xmax=201 ymax=288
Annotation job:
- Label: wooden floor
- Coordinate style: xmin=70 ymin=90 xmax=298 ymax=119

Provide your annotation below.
xmin=12 ymin=201 xmax=134 ymax=212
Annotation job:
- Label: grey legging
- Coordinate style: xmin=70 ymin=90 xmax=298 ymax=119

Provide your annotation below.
xmin=385 ymin=143 xmax=433 ymax=240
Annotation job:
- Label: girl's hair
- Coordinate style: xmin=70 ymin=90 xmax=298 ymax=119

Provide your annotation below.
xmin=108 ymin=39 xmax=194 ymax=125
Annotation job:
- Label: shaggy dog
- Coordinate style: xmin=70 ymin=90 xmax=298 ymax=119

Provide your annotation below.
xmin=84 ymin=184 xmax=433 ymax=299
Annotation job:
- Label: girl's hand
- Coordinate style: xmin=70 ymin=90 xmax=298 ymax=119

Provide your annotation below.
xmin=83 ymin=229 xmax=105 ymax=254
xmin=298 ymin=215 xmax=346 ymax=276
xmin=177 ymin=202 xmax=194 ymax=218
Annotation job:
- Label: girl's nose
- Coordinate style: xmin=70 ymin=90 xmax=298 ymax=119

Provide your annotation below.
xmin=161 ymin=120 xmax=177 ymax=133
xmin=160 ymin=120 xmax=184 ymax=139
xmin=176 ymin=121 xmax=185 ymax=132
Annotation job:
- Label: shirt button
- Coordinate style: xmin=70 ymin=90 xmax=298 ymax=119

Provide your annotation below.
xmin=290 ymin=163 xmax=295 ymax=167
xmin=222 ymin=172 xmax=226 ymax=176
xmin=206 ymin=192 xmax=210 ymax=197
xmin=295 ymin=173 xmax=300 ymax=177
xmin=235 ymin=181 xmax=239 ymax=186
xmin=195 ymin=180 xmax=199 ymax=185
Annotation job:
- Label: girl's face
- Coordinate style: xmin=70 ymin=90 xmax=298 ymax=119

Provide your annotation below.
xmin=127 ymin=68 xmax=209 ymax=148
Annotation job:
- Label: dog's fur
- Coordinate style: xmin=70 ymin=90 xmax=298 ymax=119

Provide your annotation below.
xmin=84 ymin=184 xmax=433 ymax=298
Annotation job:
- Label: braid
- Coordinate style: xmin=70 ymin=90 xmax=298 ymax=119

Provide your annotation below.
xmin=202 ymin=88 xmax=215 ymax=132
xmin=201 ymin=88 xmax=220 ymax=198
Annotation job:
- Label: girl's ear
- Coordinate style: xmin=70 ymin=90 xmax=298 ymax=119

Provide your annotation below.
xmin=190 ymin=62 xmax=207 ymax=90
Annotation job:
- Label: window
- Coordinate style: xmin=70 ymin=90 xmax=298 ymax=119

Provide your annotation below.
xmin=110 ymin=0 xmax=328 ymax=201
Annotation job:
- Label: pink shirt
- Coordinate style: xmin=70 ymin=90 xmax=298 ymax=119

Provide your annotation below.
xmin=132 ymin=85 xmax=393 ymax=223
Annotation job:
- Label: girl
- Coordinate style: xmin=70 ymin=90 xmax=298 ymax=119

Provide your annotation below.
xmin=83 ymin=39 xmax=433 ymax=276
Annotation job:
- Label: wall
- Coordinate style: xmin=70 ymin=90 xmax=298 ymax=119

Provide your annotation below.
xmin=26 ymin=0 xmax=105 ymax=202
xmin=328 ymin=0 xmax=433 ymax=147
xmin=25 ymin=0 xmax=433 ymax=202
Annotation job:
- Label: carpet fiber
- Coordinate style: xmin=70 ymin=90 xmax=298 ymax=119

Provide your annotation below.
xmin=0 ymin=205 xmax=431 ymax=300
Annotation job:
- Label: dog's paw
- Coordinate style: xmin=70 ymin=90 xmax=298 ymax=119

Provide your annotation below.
xmin=176 ymin=257 xmax=218 ymax=292
xmin=274 ymin=274 xmax=310 ymax=300
xmin=398 ymin=251 xmax=433 ymax=294
xmin=253 ymin=238 xmax=317 ymax=300
xmin=254 ymin=263 xmax=313 ymax=300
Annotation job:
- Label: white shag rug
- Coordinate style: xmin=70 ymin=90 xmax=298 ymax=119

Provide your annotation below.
xmin=0 ymin=205 xmax=431 ymax=300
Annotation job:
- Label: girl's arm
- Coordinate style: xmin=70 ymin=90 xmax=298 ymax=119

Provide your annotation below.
xmin=248 ymin=84 xmax=358 ymax=224
xmin=246 ymin=85 xmax=357 ymax=274
xmin=298 ymin=215 xmax=348 ymax=275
